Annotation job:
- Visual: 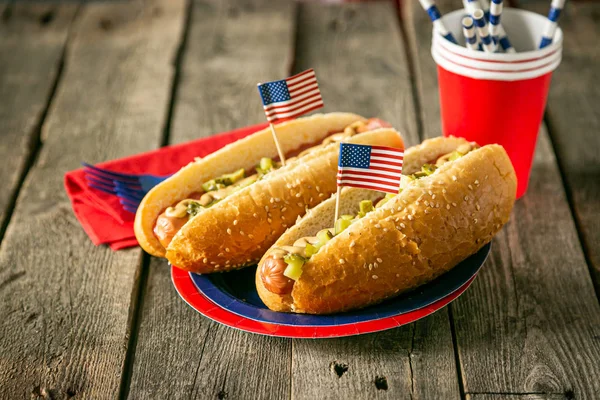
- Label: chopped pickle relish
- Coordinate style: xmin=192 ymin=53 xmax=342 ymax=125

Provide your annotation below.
xmin=166 ymin=158 xmax=278 ymax=219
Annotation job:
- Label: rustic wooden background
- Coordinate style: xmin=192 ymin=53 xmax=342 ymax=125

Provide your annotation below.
xmin=0 ymin=0 xmax=598 ymax=399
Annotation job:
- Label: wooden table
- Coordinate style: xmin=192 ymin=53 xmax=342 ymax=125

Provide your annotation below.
xmin=1 ymin=1 xmax=599 ymax=399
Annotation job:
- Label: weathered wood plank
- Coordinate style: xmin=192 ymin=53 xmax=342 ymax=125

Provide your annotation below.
xmin=129 ymin=258 xmax=293 ymax=400
xmin=410 ymin=309 xmax=462 ymax=400
xmin=405 ymin=0 xmax=600 ymax=397
xmin=454 ymin=129 xmax=600 ymax=397
xmin=0 ymin=1 xmax=185 ymax=398
xmin=292 ymin=310 xmax=460 ymax=400
xmin=294 ymin=1 xmax=419 ymax=146
xmin=520 ymin=0 xmax=600 ymax=297
xmin=170 ymin=0 xmax=296 ymax=141
xmin=293 ymin=328 xmax=413 ymax=400
xmin=127 ymin=1 xmax=295 ymax=399
xmin=291 ymin=2 xmax=460 ymax=399
xmin=402 ymin=0 xmax=448 ymax=140
xmin=467 ymin=395 xmax=567 ymax=400
xmin=0 ymin=4 xmax=76 ymax=240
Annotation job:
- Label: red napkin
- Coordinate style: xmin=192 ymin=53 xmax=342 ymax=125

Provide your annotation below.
xmin=64 ymin=123 xmax=268 ymax=250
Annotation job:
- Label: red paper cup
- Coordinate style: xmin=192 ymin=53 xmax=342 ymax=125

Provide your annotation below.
xmin=431 ymin=9 xmax=563 ymax=198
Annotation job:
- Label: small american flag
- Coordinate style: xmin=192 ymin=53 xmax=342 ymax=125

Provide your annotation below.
xmin=257 ymin=69 xmax=323 ymax=123
xmin=337 ymin=143 xmax=404 ymax=194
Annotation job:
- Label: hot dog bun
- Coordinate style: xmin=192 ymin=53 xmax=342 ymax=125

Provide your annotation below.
xmin=135 ymin=112 xmax=365 ymax=257
xmin=166 ymin=128 xmax=405 ymax=273
xmin=256 ymin=137 xmax=517 ymax=314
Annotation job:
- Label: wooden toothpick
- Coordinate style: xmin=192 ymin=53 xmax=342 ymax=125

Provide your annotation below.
xmin=334 ymin=186 xmax=342 ymax=225
xmin=269 ymin=123 xmax=286 ymax=166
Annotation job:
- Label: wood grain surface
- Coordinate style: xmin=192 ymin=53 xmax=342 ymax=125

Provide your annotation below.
xmin=0 ymin=0 xmax=185 ymax=398
xmin=292 ymin=310 xmax=461 ymax=400
xmin=467 ymin=395 xmax=568 ymax=400
xmin=1 ymin=0 xmax=599 ymax=398
xmin=294 ymin=1 xmax=419 ymax=146
xmin=519 ymin=0 xmax=600 ymax=298
xmin=454 ymin=129 xmax=600 ymax=398
xmin=169 ymin=0 xmax=297 ymax=141
xmin=127 ymin=1 xmax=295 ymax=399
xmin=291 ymin=2 xmax=460 ymax=399
xmin=405 ymin=0 xmax=600 ymax=398
xmin=402 ymin=0 xmax=447 ymax=140
xmin=0 ymin=4 xmax=77 ymax=240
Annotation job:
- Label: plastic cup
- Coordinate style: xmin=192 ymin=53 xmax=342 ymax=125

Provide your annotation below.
xmin=431 ymin=8 xmax=563 ymax=198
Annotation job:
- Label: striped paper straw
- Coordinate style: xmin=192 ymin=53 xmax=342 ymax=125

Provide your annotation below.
xmin=462 ymin=0 xmax=484 ymax=50
xmin=465 ymin=0 xmax=485 ymax=18
xmin=480 ymin=0 xmax=515 ymax=52
xmin=462 ymin=17 xmax=479 ymax=51
xmin=539 ymin=0 xmax=566 ymax=48
xmin=473 ymin=9 xmax=496 ymax=53
xmin=489 ymin=0 xmax=503 ymax=43
xmin=418 ymin=0 xmax=458 ymax=44
xmin=479 ymin=0 xmax=491 ymax=21
xmin=495 ymin=24 xmax=516 ymax=53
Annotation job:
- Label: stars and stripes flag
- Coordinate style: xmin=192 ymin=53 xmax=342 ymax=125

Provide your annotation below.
xmin=257 ymin=69 xmax=323 ymax=123
xmin=337 ymin=143 xmax=404 ymax=194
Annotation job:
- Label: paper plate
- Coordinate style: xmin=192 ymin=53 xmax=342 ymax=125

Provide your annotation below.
xmin=172 ymin=243 xmax=490 ymax=338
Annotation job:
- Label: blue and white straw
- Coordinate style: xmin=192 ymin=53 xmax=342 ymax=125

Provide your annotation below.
xmin=489 ymin=0 xmax=503 ymax=44
xmin=462 ymin=17 xmax=479 ymax=51
xmin=473 ymin=9 xmax=495 ymax=53
xmin=494 ymin=24 xmax=516 ymax=53
xmin=462 ymin=0 xmax=484 ymax=50
xmin=479 ymin=0 xmax=491 ymax=21
xmin=418 ymin=0 xmax=458 ymax=44
xmin=539 ymin=0 xmax=566 ymax=48
xmin=480 ymin=0 xmax=516 ymax=52
xmin=465 ymin=0 xmax=485 ymax=18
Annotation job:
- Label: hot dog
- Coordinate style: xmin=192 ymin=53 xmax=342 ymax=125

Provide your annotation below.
xmin=134 ymin=112 xmax=404 ymax=274
xmin=256 ymin=136 xmax=517 ymax=314
xmin=151 ymin=118 xmax=391 ymax=250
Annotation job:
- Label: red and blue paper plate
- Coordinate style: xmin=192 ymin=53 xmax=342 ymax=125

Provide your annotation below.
xmin=171 ymin=242 xmax=489 ymax=338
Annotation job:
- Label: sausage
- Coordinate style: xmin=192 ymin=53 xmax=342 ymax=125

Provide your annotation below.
xmin=153 ymin=192 xmax=206 ymax=247
xmin=357 ymin=118 xmax=393 ymax=133
xmin=260 ymin=256 xmax=294 ymax=295
xmin=154 ymin=213 xmax=189 ymax=249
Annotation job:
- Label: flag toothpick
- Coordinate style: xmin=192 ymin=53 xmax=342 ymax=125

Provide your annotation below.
xmin=335 ymin=143 xmax=404 ymax=226
xmin=257 ymin=69 xmax=324 ymax=166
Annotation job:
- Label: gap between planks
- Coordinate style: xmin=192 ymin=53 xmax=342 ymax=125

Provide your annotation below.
xmin=118 ymin=253 xmax=151 ymax=400
xmin=116 ymin=0 xmax=194 ymax=399
xmin=542 ymin=112 xmax=600 ymax=302
xmin=514 ymin=0 xmax=600 ymax=308
xmin=0 ymin=5 xmax=81 ymax=245
xmin=395 ymin=1 xmax=464 ymax=399
xmin=158 ymin=0 xmax=194 ymax=148
xmin=125 ymin=1 xmax=296 ymax=398
xmin=291 ymin=2 xmax=457 ymax=399
xmin=393 ymin=0 xmax=424 ymax=143
xmin=448 ymin=304 xmax=467 ymax=400
xmin=0 ymin=0 xmax=189 ymax=397
xmin=402 ymin=0 xmax=600 ymax=397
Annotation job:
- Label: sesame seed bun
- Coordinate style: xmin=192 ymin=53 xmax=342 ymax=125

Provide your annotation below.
xmin=256 ymin=138 xmax=517 ymax=314
xmin=135 ymin=112 xmax=366 ymax=258
xmin=165 ymin=128 xmax=405 ymax=273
